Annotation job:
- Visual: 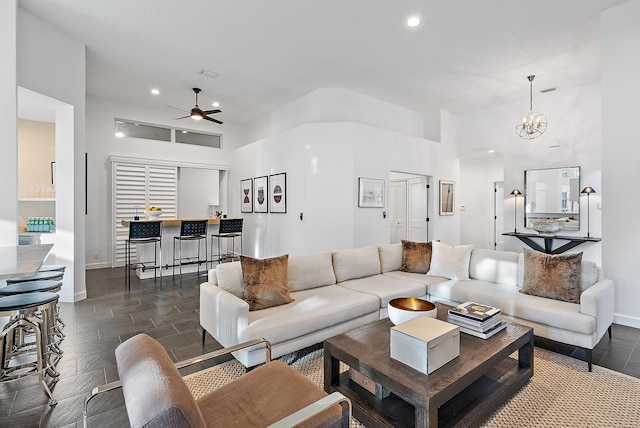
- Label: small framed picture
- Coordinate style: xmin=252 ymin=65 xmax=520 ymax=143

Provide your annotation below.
xmin=254 ymin=176 xmax=268 ymax=213
xmin=358 ymin=178 xmax=385 ymax=208
xmin=240 ymin=178 xmax=253 ymax=213
xmin=439 ymin=180 xmax=455 ymax=215
xmin=269 ymin=173 xmax=287 ymax=213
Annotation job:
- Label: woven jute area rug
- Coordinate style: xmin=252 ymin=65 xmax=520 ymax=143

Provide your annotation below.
xmin=184 ymin=345 xmax=640 ymax=427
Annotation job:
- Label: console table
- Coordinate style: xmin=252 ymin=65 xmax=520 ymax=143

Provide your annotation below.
xmin=503 ymin=232 xmax=601 ymax=255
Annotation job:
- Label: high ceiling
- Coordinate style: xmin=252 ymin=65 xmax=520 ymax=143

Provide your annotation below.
xmin=18 ymin=0 xmax=628 ymax=124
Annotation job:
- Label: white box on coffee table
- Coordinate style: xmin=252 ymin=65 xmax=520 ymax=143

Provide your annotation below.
xmin=390 ymin=315 xmax=460 ymax=374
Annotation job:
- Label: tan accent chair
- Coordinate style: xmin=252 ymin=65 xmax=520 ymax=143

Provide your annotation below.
xmin=84 ymin=334 xmax=350 ymax=427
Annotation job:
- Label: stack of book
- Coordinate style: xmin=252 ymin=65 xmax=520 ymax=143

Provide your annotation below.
xmin=447 ymin=301 xmax=506 ymax=339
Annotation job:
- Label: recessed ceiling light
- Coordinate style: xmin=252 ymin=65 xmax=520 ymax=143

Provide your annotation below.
xmin=407 ymin=16 xmax=420 ymax=27
xmin=151 ymin=88 xmax=160 ymax=95
xmin=488 ymin=150 xmax=496 ymax=154
xmin=212 ymin=101 xmax=220 ymax=108
xmin=182 ymin=130 xmax=187 ymax=134
xmin=115 ymin=131 xmax=125 ymax=138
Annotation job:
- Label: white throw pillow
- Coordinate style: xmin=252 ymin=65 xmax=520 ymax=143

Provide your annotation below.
xmin=427 ymin=242 xmax=473 ymax=280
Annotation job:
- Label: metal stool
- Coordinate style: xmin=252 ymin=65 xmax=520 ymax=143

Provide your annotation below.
xmin=0 ymin=280 xmax=65 ymax=344
xmin=0 ymin=292 xmax=60 ymax=406
xmin=173 ymin=220 xmax=208 ymax=281
xmin=38 ymin=264 xmax=66 ymax=273
xmin=5 ymin=270 xmax=64 ymax=284
xmin=125 ymin=221 xmax=162 ymax=289
xmin=211 ymin=218 xmax=243 ymax=265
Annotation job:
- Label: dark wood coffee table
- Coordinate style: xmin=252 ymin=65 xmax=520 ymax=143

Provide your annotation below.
xmin=323 ymin=303 xmax=533 ymax=427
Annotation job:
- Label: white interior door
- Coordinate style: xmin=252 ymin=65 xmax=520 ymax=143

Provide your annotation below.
xmin=389 ymin=180 xmax=407 ymax=243
xmin=494 ymin=182 xmax=504 ymax=251
xmin=408 ymin=178 xmax=428 ymax=242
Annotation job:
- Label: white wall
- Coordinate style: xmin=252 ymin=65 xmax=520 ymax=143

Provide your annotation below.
xmin=460 ymin=155 xmax=503 ymax=249
xmin=0 ymin=1 xmax=18 ymax=245
xmin=234 ymin=89 xmax=461 ymax=258
xmin=458 ymin=83 xmax=602 ymax=264
xmin=85 ymin=95 xmax=246 ymax=269
xmin=601 ymin=0 xmax=640 ymax=328
xmin=177 ymin=168 xmax=220 ymax=218
xmin=247 ymin=88 xmax=425 ymax=143
xmin=17 ymin=7 xmax=86 ymax=302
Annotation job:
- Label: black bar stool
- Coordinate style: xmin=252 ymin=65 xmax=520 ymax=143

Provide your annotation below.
xmin=172 ymin=220 xmax=208 ymax=281
xmin=0 ymin=292 xmax=60 ymax=406
xmin=125 ymin=221 xmax=162 ymax=289
xmin=211 ymin=218 xmax=243 ymax=265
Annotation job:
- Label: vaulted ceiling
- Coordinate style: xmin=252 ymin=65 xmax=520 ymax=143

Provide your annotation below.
xmin=18 ymin=0 xmax=629 ymax=124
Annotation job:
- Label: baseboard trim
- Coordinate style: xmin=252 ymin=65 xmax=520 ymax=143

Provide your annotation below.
xmin=74 ymin=290 xmax=87 ymax=302
xmin=86 ymin=262 xmax=110 ymax=270
xmin=614 ymin=313 xmax=640 ymax=329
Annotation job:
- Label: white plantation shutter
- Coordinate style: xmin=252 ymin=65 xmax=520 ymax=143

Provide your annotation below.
xmin=112 ymin=163 xmax=177 ymax=267
xmin=148 ymin=166 xmax=177 ymax=218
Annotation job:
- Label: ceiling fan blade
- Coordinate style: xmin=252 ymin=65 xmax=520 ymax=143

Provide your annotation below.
xmin=174 ymin=115 xmax=191 ymax=120
xmin=165 ymin=104 xmax=189 ymax=113
xmin=203 ymin=116 xmax=223 ymax=124
xmin=202 ymin=109 xmax=221 ymax=115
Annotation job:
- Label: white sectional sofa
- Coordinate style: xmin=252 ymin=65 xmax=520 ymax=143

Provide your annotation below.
xmin=200 ymin=243 xmax=614 ymax=370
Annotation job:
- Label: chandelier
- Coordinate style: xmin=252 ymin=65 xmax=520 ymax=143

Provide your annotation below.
xmin=515 ymin=75 xmax=547 ymax=140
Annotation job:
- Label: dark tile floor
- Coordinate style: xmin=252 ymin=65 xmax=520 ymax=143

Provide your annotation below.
xmin=1 ymin=267 xmax=639 ymax=427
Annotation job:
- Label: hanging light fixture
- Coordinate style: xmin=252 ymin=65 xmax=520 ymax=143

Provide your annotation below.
xmin=515 ymin=75 xmax=548 ymax=140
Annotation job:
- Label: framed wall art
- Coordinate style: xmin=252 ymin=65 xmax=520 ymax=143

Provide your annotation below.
xmin=439 ymin=180 xmax=455 ymax=215
xmin=269 ymin=173 xmax=287 ymax=213
xmin=240 ymin=178 xmax=253 ymax=213
xmin=254 ymin=175 xmax=269 ymax=213
xmin=358 ymin=177 xmax=385 ymax=208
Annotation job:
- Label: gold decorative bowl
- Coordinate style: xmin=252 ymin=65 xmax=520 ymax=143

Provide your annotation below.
xmin=388 ymin=298 xmax=437 ymax=325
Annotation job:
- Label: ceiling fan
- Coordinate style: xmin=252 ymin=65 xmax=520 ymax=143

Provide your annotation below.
xmin=168 ymin=88 xmax=222 ymax=124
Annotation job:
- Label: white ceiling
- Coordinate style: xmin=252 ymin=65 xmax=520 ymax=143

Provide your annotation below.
xmin=18 ymin=0 xmax=629 ymax=124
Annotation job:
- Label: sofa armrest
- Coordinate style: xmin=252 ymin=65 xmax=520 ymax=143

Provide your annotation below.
xmin=268 ymin=392 xmax=351 ymax=428
xmin=200 ymin=281 xmax=249 ymax=347
xmin=580 ymin=278 xmax=614 ymax=341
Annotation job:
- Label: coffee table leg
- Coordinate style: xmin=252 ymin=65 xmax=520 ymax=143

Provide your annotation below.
xmin=323 ymin=350 xmax=340 ymax=391
xmin=415 ymin=406 xmax=434 ymax=427
xmin=518 ymin=334 xmax=534 ymax=368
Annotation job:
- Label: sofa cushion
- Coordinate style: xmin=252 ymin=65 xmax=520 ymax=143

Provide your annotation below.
xmin=241 ymin=255 xmax=294 ymax=311
xmin=239 ymin=285 xmax=379 ymax=344
xmin=338 ymin=274 xmax=427 ymax=308
xmin=116 ymin=334 xmax=206 ymax=428
xmin=520 ymin=249 xmax=582 ymax=303
xmin=378 ymin=243 xmax=402 ymax=273
xmin=401 ymin=240 xmax=432 ymax=274
xmin=383 ymin=271 xmax=449 ymax=287
xmin=332 ymin=246 xmax=381 ymax=282
xmin=215 ymin=261 xmax=244 ymax=298
xmin=427 ymin=242 xmax=473 ymax=280
xmin=469 ymin=248 xmax=519 ymax=286
xmin=428 ymin=279 xmax=595 ymax=335
xmin=288 ymin=252 xmax=336 ymax=292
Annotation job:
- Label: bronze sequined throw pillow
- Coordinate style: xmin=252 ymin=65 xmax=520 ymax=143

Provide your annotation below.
xmin=400 ymin=240 xmax=432 ymax=274
xmin=520 ymin=248 xmax=582 ymax=303
xmin=240 ymin=254 xmax=294 ymax=311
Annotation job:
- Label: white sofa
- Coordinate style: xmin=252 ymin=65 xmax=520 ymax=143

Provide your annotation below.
xmin=200 ymin=243 xmax=614 ymax=370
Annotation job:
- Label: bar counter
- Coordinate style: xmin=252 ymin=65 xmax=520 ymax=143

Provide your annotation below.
xmin=121 ymin=218 xmax=237 ymax=279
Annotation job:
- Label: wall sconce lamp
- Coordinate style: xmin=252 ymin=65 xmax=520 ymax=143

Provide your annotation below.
xmin=510 ymin=189 xmax=522 ymax=233
xmin=581 ymin=187 xmax=596 ymax=237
